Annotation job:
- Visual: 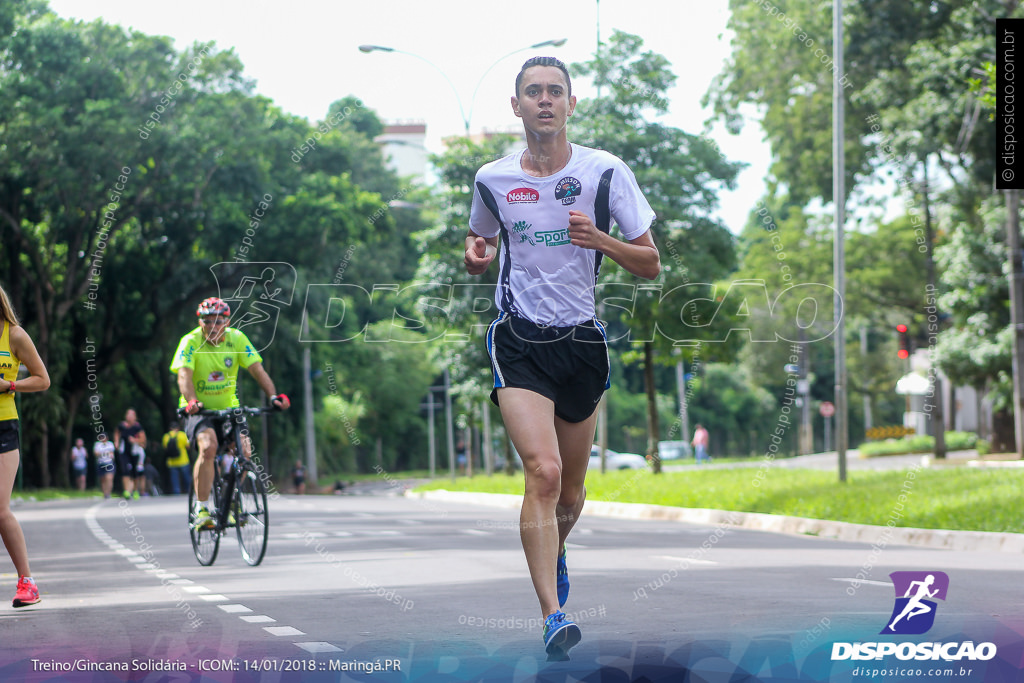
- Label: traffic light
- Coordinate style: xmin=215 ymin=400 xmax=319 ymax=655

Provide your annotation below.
xmin=896 ymin=324 xmax=910 ymax=359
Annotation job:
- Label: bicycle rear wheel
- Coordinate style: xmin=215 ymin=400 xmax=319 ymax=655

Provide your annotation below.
xmin=188 ymin=477 xmax=221 ymax=566
xmin=235 ymin=460 xmax=269 ymax=566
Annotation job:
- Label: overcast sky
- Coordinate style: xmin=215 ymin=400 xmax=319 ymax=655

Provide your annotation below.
xmin=45 ymin=0 xmax=772 ymax=233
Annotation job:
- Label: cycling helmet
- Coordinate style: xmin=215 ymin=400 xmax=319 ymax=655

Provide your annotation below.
xmin=196 ymin=297 xmax=231 ymax=317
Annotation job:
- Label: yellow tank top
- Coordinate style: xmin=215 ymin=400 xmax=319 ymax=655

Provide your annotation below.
xmin=0 ymin=322 xmax=19 ymax=421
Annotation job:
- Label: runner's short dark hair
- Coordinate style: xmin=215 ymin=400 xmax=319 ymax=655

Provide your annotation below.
xmin=515 ymin=56 xmax=572 ymax=98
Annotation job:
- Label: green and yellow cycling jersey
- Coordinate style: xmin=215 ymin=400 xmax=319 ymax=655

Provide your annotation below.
xmin=170 ymin=327 xmax=262 ymax=410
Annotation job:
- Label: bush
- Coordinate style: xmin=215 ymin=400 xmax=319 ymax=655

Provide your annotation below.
xmin=860 ymin=431 xmax=980 ymax=457
xmin=944 ymin=431 xmax=979 ymax=450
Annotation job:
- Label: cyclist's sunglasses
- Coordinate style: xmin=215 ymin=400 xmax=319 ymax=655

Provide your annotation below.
xmin=200 ymin=316 xmax=228 ymax=325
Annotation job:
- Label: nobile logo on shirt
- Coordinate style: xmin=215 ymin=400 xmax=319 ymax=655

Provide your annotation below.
xmin=506 ymin=188 xmax=539 ymax=204
xmin=882 ymin=571 xmax=949 ymax=635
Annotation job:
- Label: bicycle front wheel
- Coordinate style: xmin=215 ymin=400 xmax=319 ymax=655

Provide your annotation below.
xmin=188 ymin=481 xmax=220 ymax=566
xmin=235 ymin=461 xmax=269 ymax=566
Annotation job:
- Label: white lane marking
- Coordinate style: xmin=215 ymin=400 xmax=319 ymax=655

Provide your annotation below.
xmin=462 ymin=529 xmax=491 ymax=536
xmin=265 ymin=626 xmax=305 ymax=636
xmin=86 ymin=502 xmax=342 ymax=654
xmin=654 ymin=555 xmax=717 ymax=565
xmin=148 ymin=572 xmax=178 ymax=579
xmin=831 ymin=578 xmax=892 ymax=587
xmin=219 ymin=604 xmax=253 ymax=613
xmin=296 ymin=642 xmax=344 ymax=653
xmin=280 ymin=530 xmax=354 ymax=539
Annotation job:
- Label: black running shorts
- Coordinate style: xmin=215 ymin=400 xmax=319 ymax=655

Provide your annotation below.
xmin=0 ymin=419 xmax=18 ymax=455
xmin=486 ymin=313 xmax=610 ymax=424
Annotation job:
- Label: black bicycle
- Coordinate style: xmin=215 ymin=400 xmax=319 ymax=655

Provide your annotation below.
xmin=183 ymin=406 xmax=273 ymax=566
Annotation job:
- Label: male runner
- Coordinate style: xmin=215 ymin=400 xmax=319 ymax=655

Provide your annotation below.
xmin=464 ymin=56 xmax=660 ymax=659
xmin=171 ymin=297 xmax=289 ymax=527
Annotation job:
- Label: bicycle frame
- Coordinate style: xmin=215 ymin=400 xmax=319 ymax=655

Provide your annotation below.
xmin=187 ymin=406 xmax=274 ymax=566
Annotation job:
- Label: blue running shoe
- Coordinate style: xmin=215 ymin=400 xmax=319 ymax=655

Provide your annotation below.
xmin=556 ymin=545 xmax=569 ymax=607
xmin=543 ymin=610 xmax=581 ymax=661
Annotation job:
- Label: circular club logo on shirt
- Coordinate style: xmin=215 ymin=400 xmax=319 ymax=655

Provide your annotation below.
xmin=555 ymin=177 xmax=582 ymax=205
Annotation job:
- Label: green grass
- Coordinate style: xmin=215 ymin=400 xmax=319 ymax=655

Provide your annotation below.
xmin=414 ymin=465 xmax=1024 ymax=534
xmin=12 ymin=488 xmax=106 ymax=502
xmin=314 ymin=469 xmax=435 ymax=489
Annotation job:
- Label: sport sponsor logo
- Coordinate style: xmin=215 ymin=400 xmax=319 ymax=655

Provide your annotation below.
xmin=535 ymin=229 xmax=570 ymax=247
xmin=506 ymin=188 xmax=539 ymax=204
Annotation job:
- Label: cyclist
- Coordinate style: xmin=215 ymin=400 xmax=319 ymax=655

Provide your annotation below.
xmin=171 ymin=297 xmax=289 ymax=528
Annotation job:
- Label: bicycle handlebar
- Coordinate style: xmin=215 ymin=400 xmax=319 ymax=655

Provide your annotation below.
xmin=176 ymin=406 xmax=278 ymax=419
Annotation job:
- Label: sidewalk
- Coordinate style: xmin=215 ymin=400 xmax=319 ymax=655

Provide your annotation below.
xmin=408 ymin=449 xmax=1024 ymax=554
xmin=664 ymin=449 xmax=1024 ymax=473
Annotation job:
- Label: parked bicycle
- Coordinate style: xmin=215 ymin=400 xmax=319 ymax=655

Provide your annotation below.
xmin=182 ymin=406 xmax=273 ymax=566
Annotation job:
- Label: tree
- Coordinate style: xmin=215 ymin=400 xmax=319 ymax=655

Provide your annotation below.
xmin=933 ymin=198 xmax=1014 ymax=445
xmin=706 ymin=0 xmax=978 ymax=205
xmin=0 ymin=5 xmax=430 ymax=485
xmin=687 ymin=364 xmax=778 ymax=457
xmin=709 ymin=0 xmax=1017 ymax=450
xmin=0 ymin=9 xmax=256 ymax=484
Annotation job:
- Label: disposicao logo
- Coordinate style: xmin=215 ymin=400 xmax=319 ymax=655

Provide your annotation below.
xmin=831 ymin=571 xmax=997 ymax=663
xmin=882 ymin=571 xmax=948 ymax=635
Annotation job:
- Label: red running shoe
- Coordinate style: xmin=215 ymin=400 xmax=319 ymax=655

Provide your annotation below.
xmin=13 ymin=577 xmax=40 ymax=607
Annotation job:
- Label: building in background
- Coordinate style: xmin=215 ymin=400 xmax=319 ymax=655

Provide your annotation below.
xmin=374 ymin=123 xmax=527 ymax=188
xmin=375 ymin=121 xmax=428 ymax=182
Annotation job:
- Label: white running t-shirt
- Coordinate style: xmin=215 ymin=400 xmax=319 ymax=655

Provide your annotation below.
xmin=469 ymin=144 xmax=656 ymax=326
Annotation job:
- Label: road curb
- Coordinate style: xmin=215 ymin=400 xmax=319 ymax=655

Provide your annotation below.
xmin=407 ymin=490 xmax=1024 ymax=554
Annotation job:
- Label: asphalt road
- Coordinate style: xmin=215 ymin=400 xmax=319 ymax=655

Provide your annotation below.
xmin=1 ymin=488 xmax=1022 ymax=682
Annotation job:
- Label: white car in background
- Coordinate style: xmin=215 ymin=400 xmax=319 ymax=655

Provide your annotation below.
xmin=656 ymin=440 xmax=693 ymax=462
xmin=588 ymin=445 xmax=648 ymax=471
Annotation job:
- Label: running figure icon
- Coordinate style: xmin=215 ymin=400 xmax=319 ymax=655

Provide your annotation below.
xmin=882 ymin=570 xmax=949 ymax=635
xmin=888 ymin=574 xmax=938 ymax=631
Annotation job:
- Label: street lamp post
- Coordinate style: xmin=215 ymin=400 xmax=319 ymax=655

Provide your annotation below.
xmin=359 ymin=38 xmax=567 ymax=136
xmin=465 ymin=38 xmax=567 ymax=133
